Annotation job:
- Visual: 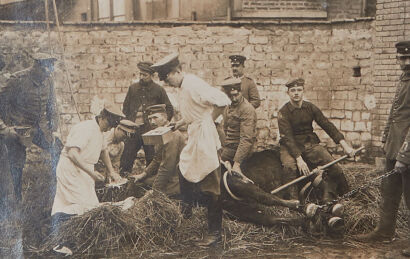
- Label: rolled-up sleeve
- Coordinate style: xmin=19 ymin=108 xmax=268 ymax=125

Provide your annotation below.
xmin=278 ymin=109 xmax=302 ymax=158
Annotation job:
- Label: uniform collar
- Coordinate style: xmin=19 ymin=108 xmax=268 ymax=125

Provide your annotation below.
xmin=287 ymin=100 xmax=307 ymax=112
xmin=233 ymin=74 xmax=244 ymax=80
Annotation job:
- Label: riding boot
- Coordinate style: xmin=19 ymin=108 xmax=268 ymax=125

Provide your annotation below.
xmin=355 ymin=168 xmax=401 ymax=242
xmin=197 ymin=194 xmax=222 ymax=247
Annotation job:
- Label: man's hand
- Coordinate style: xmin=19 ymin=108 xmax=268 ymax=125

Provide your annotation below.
xmin=340 ymin=140 xmax=355 ymax=158
xmin=394 ymin=160 xmax=409 ymax=174
xmin=52 ymin=131 xmax=61 ymax=143
xmin=172 ymin=119 xmax=186 ymax=131
xmin=0 ymin=127 xmax=18 ymax=139
xmin=222 ymin=160 xmax=232 ymax=173
xmin=93 ymin=171 xmax=105 ymax=182
xmin=232 ymin=162 xmax=242 ymax=174
xmin=110 ymin=171 xmax=122 ymax=182
xmin=232 ymin=161 xmax=254 ymax=184
xmin=130 ymin=172 xmax=147 ymax=183
xmin=296 ymin=156 xmax=310 ymax=176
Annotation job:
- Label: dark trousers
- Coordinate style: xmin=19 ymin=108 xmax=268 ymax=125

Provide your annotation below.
xmin=280 ymin=144 xmax=349 ymax=202
xmin=4 ymin=128 xmax=62 ymax=202
xmin=0 ymin=139 xmax=14 ymax=221
xmin=178 ymin=167 xmax=222 ymax=233
xmin=376 ymin=159 xmax=410 ymax=233
xmin=120 ymin=130 xmax=155 ymax=174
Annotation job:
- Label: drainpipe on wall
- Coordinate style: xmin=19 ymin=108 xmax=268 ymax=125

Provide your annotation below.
xmin=361 ymin=0 xmax=367 ymax=17
xmin=227 ymin=0 xmax=232 ymax=21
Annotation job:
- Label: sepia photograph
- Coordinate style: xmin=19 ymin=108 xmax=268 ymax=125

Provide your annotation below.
xmin=0 ymin=0 xmax=409 ymax=258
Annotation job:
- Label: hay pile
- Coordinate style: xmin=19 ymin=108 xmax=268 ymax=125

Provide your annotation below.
xmin=342 ymin=163 xmax=409 ymax=237
xmin=35 ymin=191 xmax=186 ymax=257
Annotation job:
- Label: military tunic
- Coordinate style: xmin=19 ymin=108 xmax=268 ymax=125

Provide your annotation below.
xmin=240 ymin=76 xmax=261 ymax=109
xmin=0 ymin=69 xmax=59 ymax=201
xmin=222 ymin=96 xmax=257 ymax=163
xmin=122 ymin=79 xmax=173 ymax=129
xmin=278 ymin=100 xmax=349 ymax=201
xmin=144 ymin=130 xmax=185 ymax=197
xmin=383 ymin=72 xmax=410 ymax=163
xmin=120 ymin=79 xmax=174 ymax=173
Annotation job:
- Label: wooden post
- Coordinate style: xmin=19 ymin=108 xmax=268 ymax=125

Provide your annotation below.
xmin=44 ymin=0 xmax=51 ymax=50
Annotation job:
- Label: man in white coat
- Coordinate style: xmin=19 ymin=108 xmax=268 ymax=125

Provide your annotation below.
xmin=50 ymin=103 xmax=125 ymax=255
xmin=152 ymin=53 xmax=231 ymax=246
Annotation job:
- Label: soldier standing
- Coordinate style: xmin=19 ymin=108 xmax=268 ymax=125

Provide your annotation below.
xmin=120 ymin=62 xmax=173 ymax=176
xmin=152 ymin=53 xmax=231 ymax=246
xmin=0 ymin=53 xmax=60 ymax=202
xmin=228 ymin=55 xmax=260 ymax=109
xmin=356 ymin=41 xmax=410 ymax=257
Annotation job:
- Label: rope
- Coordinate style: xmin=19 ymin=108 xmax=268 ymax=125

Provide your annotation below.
xmin=51 ymin=0 xmax=82 ymax=121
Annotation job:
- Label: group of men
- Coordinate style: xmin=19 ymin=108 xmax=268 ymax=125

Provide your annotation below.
xmin=0 ymin=40 xmax=409 ymax=254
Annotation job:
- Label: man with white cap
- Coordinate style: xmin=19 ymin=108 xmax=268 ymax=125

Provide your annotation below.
xmin=51 ymin=103 xmax=125 ymax=219
xmin=152 ymin=53 xmax=231 ymax=246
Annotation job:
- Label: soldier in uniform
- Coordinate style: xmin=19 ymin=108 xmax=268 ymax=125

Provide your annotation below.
xmin=278 ymin=78 xmax=354 ymax=201
xmin=356 ymin=41 xmax=410 ymax=257
xmin=0 ymin=54 xmax=15 ymax=220
xmin=131 ymin=104 xmax=184 ymax=198
xmin=228 ymin=55 xmax=260 ymax=109
xmin=0 ymin=53 xmax=60 ymax=202
xmin=220 ymin=77 xmax=257 ymax=176
xmin=152 ymin=53 xmax=231 ymax=246
xmin=120 ymin=61 xmax=173 ymax=176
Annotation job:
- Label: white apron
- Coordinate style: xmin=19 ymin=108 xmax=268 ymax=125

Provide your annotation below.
xmin=178 ymin=74 xmax=231 ymax=183
xmin=52 ymin=119 xmax=104 ymax=216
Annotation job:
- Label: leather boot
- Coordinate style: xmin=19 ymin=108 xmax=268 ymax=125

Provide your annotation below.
xmin=196 ymin=194 xmax=222 ymax=247
xmin=354 ymin=171 xmax=401 ymax=242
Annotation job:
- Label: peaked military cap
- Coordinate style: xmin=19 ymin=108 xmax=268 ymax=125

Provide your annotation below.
xmin=118 ymin=120 xmax=138 ymax=133
xmin=146 ymin=104 xmax=167 ymax=116
xmin=396 ymin=41 xmax=410 ymax=57
xmin=137 ymin=61 xmax=155 ymax=74
xmin=285 ymin=78 xmax=305 ymax=88
xmin=103 ymin=102 xmax=125 ymax=118
xmin=151 ymin=53 xmax=180 ymax=81
xmin=32 ymin=52 xmax=57 ymax=63
xmin=220 ymin=77 xmax=242 ymax=93
xmin=229 ymin=55 xmax=246 ymax=66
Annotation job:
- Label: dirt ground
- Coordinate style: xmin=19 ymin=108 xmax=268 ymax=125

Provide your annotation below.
xmin=1 ymin=148 xmax=410 ymax=258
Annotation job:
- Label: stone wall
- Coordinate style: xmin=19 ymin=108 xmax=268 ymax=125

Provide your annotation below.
xmin=372 ymin=0 xmax=410 ymax=156
xmin=0 ymin=19 xmax=376 ymax=156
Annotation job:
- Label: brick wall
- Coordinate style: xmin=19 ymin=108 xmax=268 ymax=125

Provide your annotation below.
xmin=0 ymin=19 xmax=376 ymax=155
xmin=372 ymin=0 xmax=410 ymax=155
